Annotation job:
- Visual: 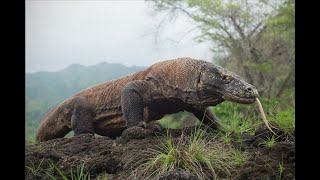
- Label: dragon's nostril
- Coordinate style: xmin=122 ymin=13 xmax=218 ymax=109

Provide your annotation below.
xmin=246 ymin=87 xmax=253 ymax=92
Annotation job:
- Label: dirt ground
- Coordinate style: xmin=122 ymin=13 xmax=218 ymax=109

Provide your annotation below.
xmin=25 ymin=126 xmax=295 ymax=180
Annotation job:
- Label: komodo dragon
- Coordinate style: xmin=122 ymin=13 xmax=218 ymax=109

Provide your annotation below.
xmin=36 ymin=57 xmax=259 ymax=142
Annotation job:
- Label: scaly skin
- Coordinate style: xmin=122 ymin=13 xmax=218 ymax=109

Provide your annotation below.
xmin=36 ymin=57 xmax=259 ymax=142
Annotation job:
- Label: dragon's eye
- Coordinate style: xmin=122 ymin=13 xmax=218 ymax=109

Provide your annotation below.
xmin=222 ymin=75 xmax=230 ymax=81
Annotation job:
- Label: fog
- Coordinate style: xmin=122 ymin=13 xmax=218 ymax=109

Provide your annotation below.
xmin=26 ymin=0 xmax=213 ymax=73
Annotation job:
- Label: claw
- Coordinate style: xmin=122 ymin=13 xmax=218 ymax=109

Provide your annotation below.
xmin=155 ymin=125 xmax=163 ymax=133
xmin=144 ymin=122 xmax=163 ymax=133
xmin=137 ymin=121 xmax=147 ymax=129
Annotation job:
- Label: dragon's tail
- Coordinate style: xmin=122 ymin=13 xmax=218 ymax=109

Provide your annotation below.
xmin=36 ymin=106 xmax=71 ymax=142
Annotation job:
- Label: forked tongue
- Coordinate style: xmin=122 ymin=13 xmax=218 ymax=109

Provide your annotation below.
xmin=255 ymin=98 xmax=276 ymax=135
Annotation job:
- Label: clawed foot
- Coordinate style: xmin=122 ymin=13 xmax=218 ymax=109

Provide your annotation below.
xmin=136 ymin=121 xmax=147 ymax=128
xmin=147 ymin=123 xmax=163 ymax=133
xmin=136 ymin=121 xmax=163 ymax=133
xmin=74 ymin=132 xmax=95 ymax=138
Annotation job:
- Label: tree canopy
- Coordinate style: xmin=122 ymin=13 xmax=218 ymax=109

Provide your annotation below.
xmin=148 ymin=0 xmax=295 ymax=99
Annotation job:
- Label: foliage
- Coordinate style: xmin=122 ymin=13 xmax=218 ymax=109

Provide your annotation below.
xmin=148 ymin=0 xmax=295 ymax=98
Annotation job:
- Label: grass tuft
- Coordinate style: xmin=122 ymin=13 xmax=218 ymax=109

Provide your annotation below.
xmin=230 ymin=150 xmax=248 ymax=166
xmin=26 ymin=159 xmax=44 ymax=176
xmin=276 ymin=156 xmax=284 ymax=180
xmin=47 ymin=160 xmax=68 ymax=180
xmin=220 ymin=114 xmax=259 ymax=135
xmin=260 ymin=135 xmax=277 ymax=148
xmin=269 ymin=106 xmax=295 ymax=135
xmin=221 ymin=134 xmax=231 ymax=143
xmin=131 ymin=126 xmax=248 ymax=179
xmin=96 ymin=171 xmax=109 ymax=180
xmin=46 ymin=159 xmax=90 ymax=180
xmin=70 ymin=160 xmax=90 ymax=180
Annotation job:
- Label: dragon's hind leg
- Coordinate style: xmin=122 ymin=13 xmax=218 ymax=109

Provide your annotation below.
xmin=70 ymin=97 xmax=95 ymax=136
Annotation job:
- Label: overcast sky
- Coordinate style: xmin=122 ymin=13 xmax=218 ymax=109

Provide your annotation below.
xmin=26 ymin=0 xmax=213 ymax=73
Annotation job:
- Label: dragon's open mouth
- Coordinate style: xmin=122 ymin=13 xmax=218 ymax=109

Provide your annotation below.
xmin=210 ymin=88 xmax=257 ymax=104
xmin=222 ymin=94 xmax=256 ymax=104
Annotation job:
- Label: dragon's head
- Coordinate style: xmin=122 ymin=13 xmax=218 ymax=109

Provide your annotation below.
xmin=199 ymin=63 xmax=259 ymax=104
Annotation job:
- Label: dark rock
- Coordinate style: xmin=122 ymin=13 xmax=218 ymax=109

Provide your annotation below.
xmin=158 ymin=171 xmax=199 ymax=180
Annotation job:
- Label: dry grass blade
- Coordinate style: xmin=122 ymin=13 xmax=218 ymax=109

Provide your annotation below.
xmin=255 ymin=98 xmax=277 ymax=135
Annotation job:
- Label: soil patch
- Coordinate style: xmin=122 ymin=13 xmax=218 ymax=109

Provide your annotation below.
xmin=25 ymin=126 xmax=294 ymax=179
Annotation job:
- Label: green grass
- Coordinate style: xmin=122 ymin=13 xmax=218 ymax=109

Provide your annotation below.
xmin=260 ymin=135 xmax=277 ymax=148
xmin=159 ymin=115 xmax=183 ymax=129
xmin=96 ymin=172 xmax=109 ymax=180
xmin=221 ymin=115 xmax=258 ymax=134
xmin=235 ymin=135 xmax=243 ymax=143
xmin=47 ymin=160 xmax=69 ymax=180
xmin=221 ymin=135 xmax=231 ymax=143
xmin=269 ymin=106 xmax=295 ymax=135
xmin=45 ymin=160 xmax=91 ymax=180
xmin=212 ymin=98 xmax=294 ymax=140
xmin=262 ymin=154 xmax=286 ymax=180
xmin=277 ymin=159 xmax=284 ymax=180
xmin=158 ymin=111 xmax=196 ymax=129
xmin=70 ymin=160 xmax=91 ymax=180
xmin=26 ymin=159 xmax=44 ymax=177
xmin=132 ymin=126 xmax=249 ymax=179
xmin=211 ymin=101 xmax=250 ymax=120
xmin=26 ymin=138 xmax=37 ymax=145
xmin=35 ymin=143 xmax=47 ymax=153
xmin=215 ymin=111 xmax=260 ymax=148
xmin=211 ymin=101 xmax=261 ymax=136
xmin=251 ymin=98 xmax=295 ymax=135
xmin=230 ymin=150 xmax=248 ymax=166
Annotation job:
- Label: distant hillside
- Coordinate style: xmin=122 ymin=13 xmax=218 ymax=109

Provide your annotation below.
xmin=26 ymin=62 xmax=145 ymax=140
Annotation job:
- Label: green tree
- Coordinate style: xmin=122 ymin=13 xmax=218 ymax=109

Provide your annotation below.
xmin=148 ymin=0 xmax=295 ymax=98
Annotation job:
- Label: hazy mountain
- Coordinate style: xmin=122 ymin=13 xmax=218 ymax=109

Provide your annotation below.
xmin=26 ymin=62 xmax=145 ymax=140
